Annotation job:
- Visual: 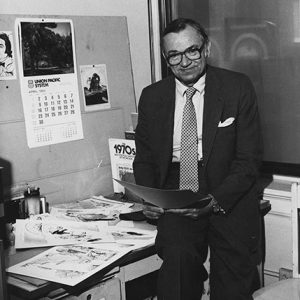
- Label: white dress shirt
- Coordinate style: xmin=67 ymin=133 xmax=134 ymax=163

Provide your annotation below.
xmin=172 ymin=74 xmax=206 ymax=162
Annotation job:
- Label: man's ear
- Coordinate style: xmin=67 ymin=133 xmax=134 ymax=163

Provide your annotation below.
xmin=205 ymin=41 xmax=211 ymax=58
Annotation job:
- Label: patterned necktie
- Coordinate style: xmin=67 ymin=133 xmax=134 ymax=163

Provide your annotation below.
xmin=179 ymin=87 xmax=199 ymax=192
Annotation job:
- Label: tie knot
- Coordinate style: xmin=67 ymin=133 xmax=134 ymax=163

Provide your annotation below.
xmin=185 ymin=87 xmax=197 ymax=101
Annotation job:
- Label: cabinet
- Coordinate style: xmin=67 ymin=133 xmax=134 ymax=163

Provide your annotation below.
xmin=7 ymin=252 xmax=162 ymax=300
xmin=64 ymin=277 xmax=122 ymax=300
xmin=261 ymin=175 xmax=300 ymax=285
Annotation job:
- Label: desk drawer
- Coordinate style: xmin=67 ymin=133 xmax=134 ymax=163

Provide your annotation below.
xmin=123 ymin=254 xmax=162 ymax=282
xmin=62 ymin=277 xmax=121 ymax=300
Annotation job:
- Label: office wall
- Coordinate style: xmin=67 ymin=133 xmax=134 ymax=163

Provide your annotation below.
xmin=0 ymin=0 xmax=154 ymax=205
xmin=0 ymin=0 xmax=152 ymax=102
xmin=0 ymin=14 xmax=137 ymax=205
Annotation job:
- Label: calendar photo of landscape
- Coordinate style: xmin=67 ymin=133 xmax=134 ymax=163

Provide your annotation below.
xmin=19 ymin=20 xmax=75 ymax=76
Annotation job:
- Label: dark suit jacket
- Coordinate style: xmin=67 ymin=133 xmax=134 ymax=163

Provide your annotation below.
xmin=133 ymin=65 xmax=263 ymax=256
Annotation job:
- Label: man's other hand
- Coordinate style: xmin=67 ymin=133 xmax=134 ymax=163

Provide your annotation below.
xmin=143 ymin=204 xmax=165 ymax=219
xmin=166 ymin=198 xmax=214 ymax=219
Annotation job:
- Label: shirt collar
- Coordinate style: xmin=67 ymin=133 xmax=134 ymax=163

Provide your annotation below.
xmin=175 ymin=74 xmax=206 ymax=97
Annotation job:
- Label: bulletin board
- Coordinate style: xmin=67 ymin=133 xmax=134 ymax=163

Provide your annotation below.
xmin=0 ymin=14 xmax=136 ymax=204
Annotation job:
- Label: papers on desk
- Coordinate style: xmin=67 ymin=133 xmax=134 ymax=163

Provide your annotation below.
xmin=7 ymin=243 xmax=131 ymax=286
xmin=14 ymin=219 xmax=114 ymax=249
xmin=9 ymin=225 xmax=156 ymax=285
xmin=14 ymin=219 xmax=156 ymax=250
xmin=49 ymin=208 xmax=118 ymax=222
xmin=108 ymin=226 xmax=156 ymax=249
xmin=50 ymin=195 xmax=133 ymax=211
xmin=31 ymin=196 xmax=133 ymax=223
xmin=49 ymin=196 xmax=133 ymax=222
xmin=9 ymin=196 xmax=157 ymax=286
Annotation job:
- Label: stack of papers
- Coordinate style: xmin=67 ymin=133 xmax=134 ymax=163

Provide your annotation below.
xmin=7 ymin=196 xmax=157 ymax=286
xmin=14 ymin=219 xmax=114 ymax=249
xmin=7 ymin=243 xmax=131 ymax=286
xmin=49 ymin=195 xmax=133 ymax=222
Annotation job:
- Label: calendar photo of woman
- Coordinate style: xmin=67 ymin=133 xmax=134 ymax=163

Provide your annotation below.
xmin=0 ymin=31 xmax=16 ymax=80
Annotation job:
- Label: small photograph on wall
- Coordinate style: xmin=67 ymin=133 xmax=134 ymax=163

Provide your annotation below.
xmin=80 ymin=64 xmax=110 ymax=111
xmin=0 ymin=31 xmax=16 ymax=80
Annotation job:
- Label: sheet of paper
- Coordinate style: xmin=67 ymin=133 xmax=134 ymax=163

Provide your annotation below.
xmin=108 ymin=226 xmax=156 ymax=248
xmin=15 ymin=219 xmax=114 ymax=249
xmin=49 ymin=197 xmax=133 ymax=222
xmin=51 ymin=196 xmax=133 ymax=212
xmin=114 ymin=179 xmax=209 ymax=209
xmin=49 ymin=207 xmax=118 ymax=222
xmin=16 ymin=215 xmax=155 ymax=249
xmin=7 ymin=243 xmax=131 ymax=286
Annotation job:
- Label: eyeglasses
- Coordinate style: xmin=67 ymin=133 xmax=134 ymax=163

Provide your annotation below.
xmin=165 ymin=44 xmax=205 ymax=66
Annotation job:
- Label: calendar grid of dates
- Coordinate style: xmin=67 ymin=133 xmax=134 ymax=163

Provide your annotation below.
xmin=30 ymin=91 xmax=79 ymax=143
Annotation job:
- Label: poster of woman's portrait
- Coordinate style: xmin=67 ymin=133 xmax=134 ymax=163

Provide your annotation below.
xmin=0 ymin=31 xmax=16 ymax=80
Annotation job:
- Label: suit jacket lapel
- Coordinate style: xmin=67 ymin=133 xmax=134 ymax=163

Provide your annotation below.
xmin=156 ymin=77 xmax=176 ymax=186
xmin=203 ymin=67 xmax=224 ymax=167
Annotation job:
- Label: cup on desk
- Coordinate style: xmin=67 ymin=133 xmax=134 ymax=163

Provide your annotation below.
xmin=5 ymin=222 xmax=15 ymax=255
xmin=24 ymin=188 xmax=40 ymax=218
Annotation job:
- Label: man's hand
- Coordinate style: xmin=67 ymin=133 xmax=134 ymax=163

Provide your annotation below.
xmin=143 ymin=204 xmax=165 ymax=219
xmin=166 ymin=197 xmax=214 ymax=220
xmin=142 ymin=195 xmax=216 ymax=220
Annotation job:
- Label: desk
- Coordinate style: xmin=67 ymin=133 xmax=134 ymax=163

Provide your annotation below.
xmin=6 ymin=200 xmax=270 ymax=299
xmin=6 ymin=221 xmax=162 ymax=300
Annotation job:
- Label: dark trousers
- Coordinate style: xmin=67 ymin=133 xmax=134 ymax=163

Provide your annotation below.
xmin=155 ymin=163 xmax=260 ymax=300
xmin=208 ymin=216 xmax=260 ymax=300
xmin=156 ymin=162 xmax=208 ymax=300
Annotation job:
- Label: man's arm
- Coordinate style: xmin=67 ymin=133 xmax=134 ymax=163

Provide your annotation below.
xmin=133 ymin=88 xmax=157 ymax=188
xmin=210 ymin=75 xmax=263 ymax=213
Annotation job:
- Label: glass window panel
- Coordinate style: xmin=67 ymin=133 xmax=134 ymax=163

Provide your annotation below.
xmin=172 ymin=0 xmax=300 ymax=173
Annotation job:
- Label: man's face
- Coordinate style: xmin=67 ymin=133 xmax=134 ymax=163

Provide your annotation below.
xmin=163 ymin=25 xmax=209 ymax=86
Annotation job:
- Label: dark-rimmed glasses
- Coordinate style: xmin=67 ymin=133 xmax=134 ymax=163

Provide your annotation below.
xmin=165 ymin=44 xmax=205 ymax=66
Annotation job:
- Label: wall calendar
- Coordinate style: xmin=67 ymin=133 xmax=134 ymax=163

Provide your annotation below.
xmin=15 ymin=18 xmax=83 ymax=148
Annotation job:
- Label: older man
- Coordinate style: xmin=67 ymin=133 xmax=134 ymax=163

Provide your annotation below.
xmin=133 ymin=18 xmax=263 ymax=300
